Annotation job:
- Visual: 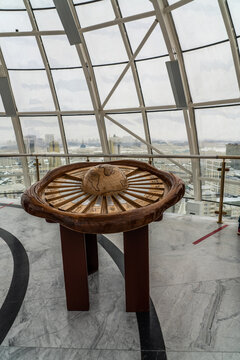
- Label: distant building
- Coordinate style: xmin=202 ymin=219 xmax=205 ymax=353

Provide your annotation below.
xmin=226 ymin=143 xmax=240 ymax=170
xmin=45 ymin=134 xmax=54 ymax=145
xmin=24 ymin=135 xmax=36 ymax=153
xmin=109 ymin=134 xmax=121 ymax=154
xmin=47 ymin=139 xmax=61 ymax=168
xmin=80 ymin=140 xmax=86 ymax=148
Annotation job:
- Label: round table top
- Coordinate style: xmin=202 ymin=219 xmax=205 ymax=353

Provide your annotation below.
xmin=21 ymin=160 xmax=185 ymax=233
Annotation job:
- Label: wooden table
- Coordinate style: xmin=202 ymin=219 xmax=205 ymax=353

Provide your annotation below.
xmin=21 ymin=160 xmax=185 ymax=312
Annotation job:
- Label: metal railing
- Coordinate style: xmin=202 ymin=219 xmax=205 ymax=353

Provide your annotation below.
xmin=0 ymin=152 xmax=240 ymax=224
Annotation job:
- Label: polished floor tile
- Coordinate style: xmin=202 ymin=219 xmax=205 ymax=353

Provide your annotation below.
xmin=1 ymin=202 xmax=240 ymax=359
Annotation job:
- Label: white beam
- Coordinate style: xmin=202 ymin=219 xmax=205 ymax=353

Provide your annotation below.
xmin=151 ymin=0 xmax=202 ymax=200
xmin=111 ymin=0 xmax=152 ymax=156
xmin=24 ymin=0 xmax=69 ymax=159
xmin=218 ymin=0 xmax=240 ymax=91
xmin=164 ymin=0 xmax=193 ymax=13
xmin=102 ymin=20 xmax=158 ymax=108
xmin=68 ymin=1 xmax=110 ymax=154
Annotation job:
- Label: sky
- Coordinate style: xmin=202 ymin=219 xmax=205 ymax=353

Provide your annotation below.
xmin=0 ymin=0 xmax=239 ymax=147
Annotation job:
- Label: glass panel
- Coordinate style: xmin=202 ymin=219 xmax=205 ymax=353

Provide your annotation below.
xmin=34 ymin=9 xmax=64 ymax=30
xmin=125 ymin=17 xmax=168 ymax=60
xmin=196 ymin=106 xmax=240 ymax=201
xmin=9 ymin=70 xmax=55 ymax=111
xmin=105 ymin=117 xmax=148 ymax=155
xmin=20 ymin=116 xmax=63 ymax=153
xmin=0 ymin=37 xmax=44 ymax=69
xmin=147 ymin=111 xmax=191 ymax=183
xmin=0 ymin=117 xmax=18 ymax=153
xmin=172 ymin=0 xmax=228 ymax=50
xmin=228 ymin=0 xmax=240 ymax=36
xmin=196 ymin=106 xmax=240 ymax=153
xmin=107 ymin=113 xmax=146 ymax=139
xmin=184 ymin=42 xmax=240 ymax=102
xmin=42 ymin=35 xmax=80 ymax=68
xmin=52 ymin=69 xmax=93 ymax=110
xmin=0 ymin=156 xmax=25 ymax=199
xmin=94 ymin=65 xmax=139 ymax=109
xmin=118 ymin=0 xmax=153 ymax=17
xmin=63 ymin=115 xmax=102 ymax=154
xmin=0 ymin=1 xmax=25 ymax=9
xmin=84 ymin=26 xmax=128 ymax=65
xmin=0 ymin=11 xmax=32 ymax=32
xmin=148 ymin=111 xmax=189 ymax=150
xmin=136 ymin=57 xmax=175 ymax=106
xmin=76 ymin=0 xmax=115 ymax=27
xmin=30 ymin=0 xmax=54 ymax=8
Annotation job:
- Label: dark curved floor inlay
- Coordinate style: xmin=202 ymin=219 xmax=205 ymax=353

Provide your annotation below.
xmin=98 ymin=234 xmax=167 ymax=360
xmin=0 ymin=228 xmax=29 ymax=344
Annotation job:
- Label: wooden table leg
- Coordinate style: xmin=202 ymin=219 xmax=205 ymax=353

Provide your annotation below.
xmin=123 ymin=225 xmax=149 ymax=312
xmin=85 ymin=234 xmax=98 ymax=275
xmin=60 ymin=225 xmax=89 ymax=311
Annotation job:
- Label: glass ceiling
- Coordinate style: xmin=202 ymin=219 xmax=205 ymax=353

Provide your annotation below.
xmin=0 ymin=0 xmax=240 ymax=201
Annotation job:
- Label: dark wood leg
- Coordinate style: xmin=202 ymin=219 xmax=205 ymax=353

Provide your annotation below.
xmin=60 ymin=225 xmax=89 ymax=311
xmin=123 ymin=225 xmax=149 ymax=312
xmin=85 ymin=234 xmax=98 ymax=275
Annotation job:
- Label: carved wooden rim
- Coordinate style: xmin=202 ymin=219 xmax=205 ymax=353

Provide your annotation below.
xmin=21 ymin=160 xmax=185 ymax=233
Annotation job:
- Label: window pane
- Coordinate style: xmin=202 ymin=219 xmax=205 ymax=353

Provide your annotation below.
xmin=34 ymin=9 xmax=64 ymax=30
xmin=9 ymin=71 xmax=55 ymax=111
xmin=184 ymin=43 xmax=239 ymax=102
xmin=94 ymin=65 xmax=139 ymax=109
xmin=0 ymin=37 xmax=44 ymax=69
xmin=148 ymin=111 xmax=189 ymax=148
xmin=42 ymin=35 xmax=80 ymax=68
xmin=84 ymin=26 xmax=128 ymax=65
xmin=52 ymin=69 xmax=93 ymax=110
xmin=107 ymin=113 xmax=146 ymax=139
xmin=118 ymin=0 xmax=153 ymax=17
xmin=0 ymin=1 xmax=25 ymax=9
xmin=0 ymin=117 xmax=18 ymax=153
xmin=105 ymin=116 xmax=147 ymax=154
xmin=20 ymin=116 xmax=63 ymax=153
xmin=196 ymin=106 xmax=240 ymax=153
xmin=196 ymin=106 xmax=240 ymax=201
xmin=63 ymin=115 xmax=102 ymax=153
xmin=147 ymin=111 xmax=191 ymax=180
xmin=125 ymin=17 xmax=168 ymax=60
xmin=0 ymin=11 xmax=32 ymax=32
xmin=172 ymin=0 xmax=228 ymax=50
xmin=76 ymin=0 xmax=115 ymax=27
xmin=228 ymin=0 xmax=240 ymax=36
xmin=30 ymin=0 xmax=54 ymax=8
xmin=136 ymin=57 xmax=175 ymax=106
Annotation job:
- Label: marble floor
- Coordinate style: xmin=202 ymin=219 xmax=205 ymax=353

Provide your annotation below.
xmin=0 ymin=198 xmax=240 ymax=359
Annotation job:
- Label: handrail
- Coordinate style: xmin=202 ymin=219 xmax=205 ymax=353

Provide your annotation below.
xmin=0 ymin=153 xmax=240 ymax=159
